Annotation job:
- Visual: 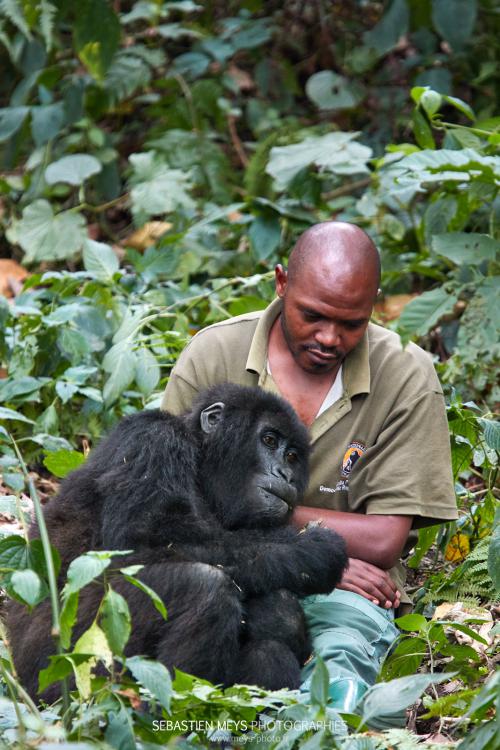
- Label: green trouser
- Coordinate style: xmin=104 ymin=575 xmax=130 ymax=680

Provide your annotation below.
xmin=299 ymin=589 xmax=406 ymax=728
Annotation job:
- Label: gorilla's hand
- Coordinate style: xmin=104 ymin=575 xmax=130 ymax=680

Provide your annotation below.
xmin=223 ymin=526 xmax=347 ymax=598
xmin=290 ymin=526 xmax=348 ymax=595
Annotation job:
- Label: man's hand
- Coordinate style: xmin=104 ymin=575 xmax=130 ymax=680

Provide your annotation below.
xmin=338 ymin=557 xmax=400 ymax=609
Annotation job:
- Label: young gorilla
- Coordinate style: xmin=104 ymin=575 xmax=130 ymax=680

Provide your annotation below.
xmin=7 ymin=384 xmax=347 ymax=700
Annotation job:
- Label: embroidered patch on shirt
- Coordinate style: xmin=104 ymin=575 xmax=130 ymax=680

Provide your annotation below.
xmin=340 ymin=441 xmax=366 ymax=478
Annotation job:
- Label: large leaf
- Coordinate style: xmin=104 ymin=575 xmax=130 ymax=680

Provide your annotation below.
xmin=129 ymin=151 xmax=195 ymax=219
xmin=363 ymin=0 xmax=409 ymax=55
xmin=43 ymin=449 xmax=86 ymax=478
xmin=361 ymin=673 xmax=454 ymax=724
xmin=0 ymin=407 xmax=35 ymax=424
xmin=432 ymin=0 xmax=477 ymax=51
xmin=64 ymin=553 xmax=112 ymax=595
xmin=102 ymin=340 xmax=136 ymax=405
xmin=134 ymin=347 xmax=160 ymax=396
xmin=248 ymin=215 xmax=281 ymax=261
xmin=432 ymin=233 xmax=499 ymax=265
xmin=488 ymin=512 xmax=500 ymax=593
xmin=74 ymin=621 xmax=113 ymax=699
xmin=0 ymin=106 xmax=30 ymax=142
xmin=11 ymin=569 xmax=43 ymax=607
xmin=267 ymin=132 xmax=372 ymax=189
xmin=45 ymin=154 xmax=102 ymax=186
xmin=74 ymin=0 xmax=121 ymax=80
xmin=126 ymin=655 xmax=172 ymax=711
xmin=83 ymin=239 xmax=120 ymax=281
xmin=101 ymin=588 xmax=131 ymax=654
xmin=398 ymin=287 xmax=459 ymax=335
xmin=31 ymin=102 xmax=65 ymax=146
xmin=305 ymin=71 xmax=363 ymax=110
xmin=14 ymin=200 xmax=87 ymax=262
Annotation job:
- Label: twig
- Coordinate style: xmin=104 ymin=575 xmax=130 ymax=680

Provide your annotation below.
xmin=227 ymin=114 xmax=248 ymax=167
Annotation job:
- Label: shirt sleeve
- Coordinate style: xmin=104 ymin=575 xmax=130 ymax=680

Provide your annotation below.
xmin=349 ymin=390 xmax=458 ymax=528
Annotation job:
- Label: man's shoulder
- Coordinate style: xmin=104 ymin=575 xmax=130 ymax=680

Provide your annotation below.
xmin=367 ymin=322 xmax=442 ymax=392
xmin=186 ymin=309 xmax=263 ymax=351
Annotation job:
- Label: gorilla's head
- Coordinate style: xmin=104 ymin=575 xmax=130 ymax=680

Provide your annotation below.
xmin=187 ymin=384 xmax=310 ymax=530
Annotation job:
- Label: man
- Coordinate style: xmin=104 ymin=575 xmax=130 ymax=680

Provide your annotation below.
xmin=161 ymin=221 xmax=457 ymax=721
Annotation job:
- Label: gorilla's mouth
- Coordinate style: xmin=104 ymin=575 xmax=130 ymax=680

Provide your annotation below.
xmin=257 ymin=482 xmax=296 ymax=512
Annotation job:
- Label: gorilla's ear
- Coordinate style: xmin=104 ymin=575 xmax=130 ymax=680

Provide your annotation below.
xmin=200 ymin=402 xmax=225 ymax=434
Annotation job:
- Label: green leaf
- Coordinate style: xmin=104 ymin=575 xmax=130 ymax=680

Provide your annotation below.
xmin=0 ymin=106 xmax=30 ymax=142
xmin=64 ymin=553 xmax=111 ymax=595
xmin=128 ymin=151 xmax=195 ymax=219
xmin=305 ymin=71 xmax=363 ymax=110
xmin=248 ymin=215 xmax=281 ymax=261
xmin=122 ymin=574 xmax=167 ymax=619
xmin=74 ymin=0 xmax=121 ymax=80
xmin=407 ymin=525 xmax=439 ymax=568
xmin=479 ymin=419 xmax=500 ymax=451
xmin=134 ymin=347 xmax=160 ymax=396
xmin=432 ymin=0 xmax=477 ymax=51
xmin=105 ymin=708 xmax=136 ymax=750
xmin=267 ymin=132 xmax=372 ymax=189
xmin=74 ymin=620 xmax=113 ymax=698
xmin=395 ymin=613 xmax=428 ymax=632
xmin=442 ymin=94 xmax=475 ymax=121
xmin=100 ymin=588 xmax=131 ymax=654
xmin=488 ymin=519 xmax=500 ymax=592
xmin=126 ymin=655 xmax=172 ymax=711
xmin=412 ymin=109 xmax=435 ymax=149
xmin=362 ymin=673 xmax=454 ymax=724
xmin=38 ymin=653 xmax=87 ymax=694
xmin=45 ymin=154 xmax=102 ymax=186
xmin=43 ymin=449 xmax=86 ymax=478
xmin=363 ymin=0 xmax=409 ymax=56
xmin=15 ymin=200 xmax=87 ymax=262
xmin=308 ymin=656 xmax=329 ymax=707
xmin=380 ymin=636 xmax=427 ymax=680
xmin=420 ymin=89 xmax=442 ymax=118
xmin=0 ymin=535 xmax=29 ymax=572
xmin=10 ymin=569 xmax=43 ymax=606
xmin=83 ymin=239 xmax=120 ymax=282
xmin=102 ymin=340 xmax=136 ymax=405
xmin=0 ymin=407 xmax=35 ymax=424
xmin=31 ymin=102 xmax=65 ymax=146
xmin=398 ymin=287 xmax=459 ymax=335
xmin=432 ymin=233 xmax=499 ymax=265
xmin=60 ymin=591 xmax=79 ymax=649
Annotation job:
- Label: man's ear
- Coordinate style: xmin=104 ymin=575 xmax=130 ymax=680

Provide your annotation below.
xmin=200 ymin=402 xmax=225 ymax=434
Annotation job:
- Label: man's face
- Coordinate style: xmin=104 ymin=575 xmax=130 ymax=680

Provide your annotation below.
xmin=276 ymin=264 xmax=375 ymax=374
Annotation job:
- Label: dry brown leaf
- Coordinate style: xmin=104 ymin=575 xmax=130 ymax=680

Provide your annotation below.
xmin=227 ymin=64 xmax=255 ymax=92
xmin=374 ymin=293 xmax=418 ymax=322
xmin=0 ymin=259 xmax=29 ymax=298
xmin=124 ymin=221 xmax=173 ymax=251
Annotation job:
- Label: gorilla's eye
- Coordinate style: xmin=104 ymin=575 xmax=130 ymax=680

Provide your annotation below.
xmin=286 ymin=450 xmax=298 ymax=464
xmin=262 ymin=433 xmax=278 ymax=449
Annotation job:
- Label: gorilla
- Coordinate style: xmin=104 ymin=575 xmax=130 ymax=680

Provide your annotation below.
xmin=6 ymin=384 xmax=347 ymax=701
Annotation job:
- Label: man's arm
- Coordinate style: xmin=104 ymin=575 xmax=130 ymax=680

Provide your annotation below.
xmin=292 ymin=506 xmax=412 ymax=608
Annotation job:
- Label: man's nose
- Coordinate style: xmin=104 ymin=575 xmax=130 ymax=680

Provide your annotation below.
xmin=315 ymin=324 xmax=340 ymax=348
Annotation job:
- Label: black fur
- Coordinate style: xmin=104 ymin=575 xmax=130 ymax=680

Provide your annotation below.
xmin=6 ymin=384 xmax=347 ymax=700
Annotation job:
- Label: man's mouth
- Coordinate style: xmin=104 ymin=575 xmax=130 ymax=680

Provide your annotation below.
xmin=305 ymin=347 xmax=340 ymax=363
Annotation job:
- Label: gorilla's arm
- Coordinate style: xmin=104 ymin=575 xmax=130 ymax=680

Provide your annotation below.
xmin=169 ymin=525 xmax=347 ymax=597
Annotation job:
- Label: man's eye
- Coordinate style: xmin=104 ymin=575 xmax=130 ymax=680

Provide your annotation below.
xmin=286 ymin=450 xmax=298 ymax=464
xmin=262 ymin=434 xmax=277 ymax=449
xmin=303 ymin=311 xmax=320 ymax=322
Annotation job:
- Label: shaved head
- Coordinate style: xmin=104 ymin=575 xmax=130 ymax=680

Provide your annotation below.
xmin=287 ymin=222 xmax=380 ymax=300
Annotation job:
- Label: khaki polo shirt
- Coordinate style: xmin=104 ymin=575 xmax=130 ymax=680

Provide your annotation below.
xmin=162 ymin=299 xmax=458 ymax=600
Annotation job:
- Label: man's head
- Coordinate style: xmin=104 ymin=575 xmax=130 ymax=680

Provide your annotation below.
xmin=275 ymin=221 xmax=380 ymax=374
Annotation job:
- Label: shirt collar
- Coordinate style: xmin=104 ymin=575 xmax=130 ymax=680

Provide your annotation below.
xmin=246 ymin=297 xmax=371 ymax=397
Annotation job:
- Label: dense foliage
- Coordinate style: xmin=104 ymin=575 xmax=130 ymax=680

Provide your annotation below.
xmin=0 ymin=1 xmax=498 ymax=748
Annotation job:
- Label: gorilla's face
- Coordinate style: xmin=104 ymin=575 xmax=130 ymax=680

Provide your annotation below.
xmin=237 ymin=419 xmax=304 ymax=527
xmin=198 ymin=395 xmax=309 ymax=530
